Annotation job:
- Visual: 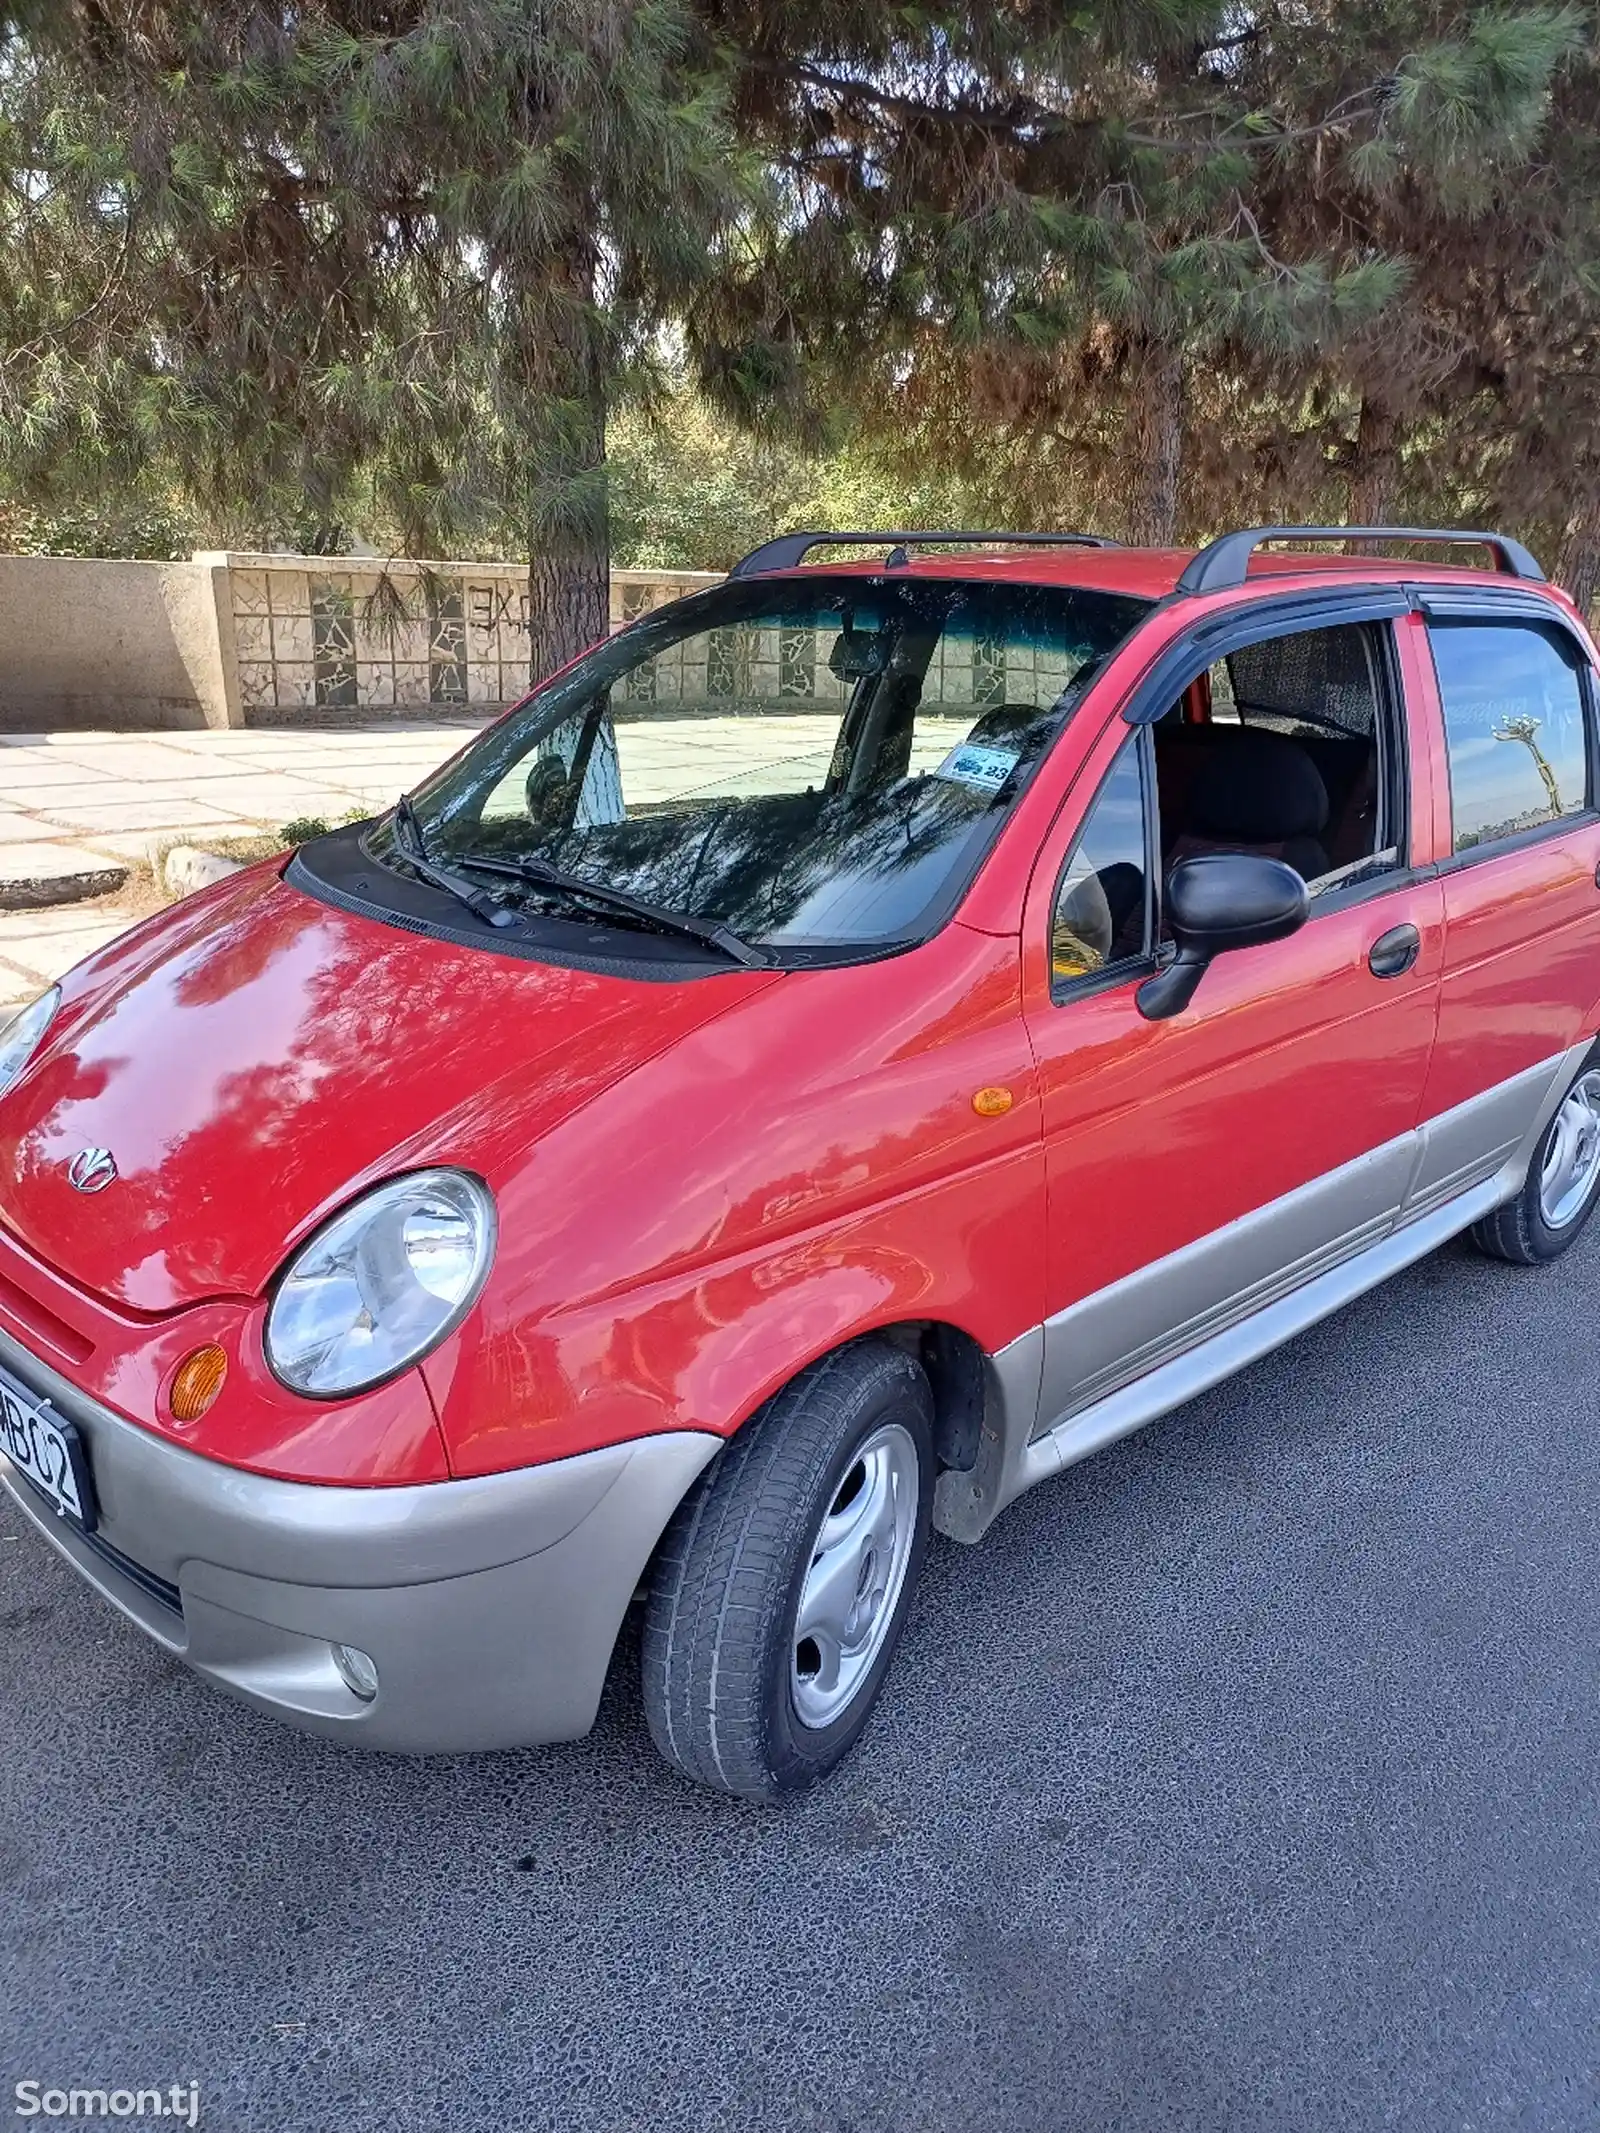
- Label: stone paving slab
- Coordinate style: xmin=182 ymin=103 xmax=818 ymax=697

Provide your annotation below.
xmin=0 ymin=718 xmax=490 ymax=1007
xmin=1 ymin=913 xmax=140 ymax=974
xmin=0 ymin=911 xmax=140 ymax=1015
xmin=0 ymin=842 xmax=128 ymax=911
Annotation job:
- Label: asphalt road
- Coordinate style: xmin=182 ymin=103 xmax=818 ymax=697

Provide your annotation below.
xmin=2 ymin=1227 xmax=1596 ymax=2133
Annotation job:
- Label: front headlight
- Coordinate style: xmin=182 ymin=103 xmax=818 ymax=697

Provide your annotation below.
xmin=0 ymin=986 xmax=60 ymax=1102
xmin=265 ymin=1170 xmax=496 ymax=1397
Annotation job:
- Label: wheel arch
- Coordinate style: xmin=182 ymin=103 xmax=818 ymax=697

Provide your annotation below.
xmin=708 ymin=1313 xmax=986 ymax=1468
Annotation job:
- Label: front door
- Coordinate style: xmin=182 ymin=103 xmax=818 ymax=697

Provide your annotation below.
xmin=1020 ymin=609 xmax=1444 ymax=1433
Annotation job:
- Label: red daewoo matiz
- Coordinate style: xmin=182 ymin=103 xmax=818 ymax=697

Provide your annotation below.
xmin=3 ymin=523 xmax=1599 ymax=1799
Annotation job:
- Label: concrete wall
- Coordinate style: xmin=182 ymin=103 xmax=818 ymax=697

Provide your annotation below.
xmin=0 ymin=552 xmax=722 ymax=732
xmin=0 ymin=554 xmax=239 ymax=731
xmin=224 ymin=554 xmax=721 ymax=722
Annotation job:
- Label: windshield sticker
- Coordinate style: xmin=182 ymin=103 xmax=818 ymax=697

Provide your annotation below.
xmin=933 ymin=742 xmax=1020 ymax=793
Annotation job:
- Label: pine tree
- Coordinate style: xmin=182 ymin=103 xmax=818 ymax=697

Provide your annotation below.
xmin=698 ymin=3 xmax=1587 ymax=548
xmin=0 ymin=1 xmax=748 ymax=675
xmin=695 ymin=3 xmax=1416 ymax=543
xmin=1235 ymin=1 xmax=1590 ymax=536
xmin=2 ymin=0 xmax=1594 ymax=604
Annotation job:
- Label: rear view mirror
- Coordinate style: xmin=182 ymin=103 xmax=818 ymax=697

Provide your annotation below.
xmin=1136 ymin=854 xmax=1308 ymax=1021
xmin=828 ymin=628 xmax=890 ymax=681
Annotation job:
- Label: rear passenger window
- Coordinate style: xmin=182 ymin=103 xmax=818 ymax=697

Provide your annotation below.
xmin=1430 ymin=622 xmax=1591 ymax=853
xmin=1226 ymin=626 xmax=1382 ymax=747
xmin=1153 ymin=621 xmax=1398 ymax=897
xmin=1052 ymin=740 xmax=1150 ymax=988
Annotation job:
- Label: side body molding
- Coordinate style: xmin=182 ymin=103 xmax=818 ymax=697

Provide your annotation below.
xmin=933 ymin=1044 xmax=1585 ymax=1543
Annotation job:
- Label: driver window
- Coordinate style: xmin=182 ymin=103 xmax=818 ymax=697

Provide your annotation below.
xmin=1051 ymin=740 xmax=1151 ymax=990
xmin=1152 ymin=621 xmax=1397 ymax=898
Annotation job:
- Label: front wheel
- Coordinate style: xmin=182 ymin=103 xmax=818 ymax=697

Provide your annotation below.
xmin=641 ymin=1340 xmax=934 ymax=1802
xmin=1472 ymin=1055 xmax=1600 ymax=1264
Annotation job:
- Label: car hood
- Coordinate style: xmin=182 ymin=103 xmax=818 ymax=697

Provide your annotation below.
xmin=0 ymin=867 xmax=780 ymax=1313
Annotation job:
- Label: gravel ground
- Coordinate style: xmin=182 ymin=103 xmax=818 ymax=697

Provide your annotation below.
xmin=2 ymin=1227 xmax=1596 ymax=2133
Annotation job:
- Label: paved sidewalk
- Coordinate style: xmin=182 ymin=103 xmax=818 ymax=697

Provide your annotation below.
xmin=0 ymin=719 xmax=486 ymax=1015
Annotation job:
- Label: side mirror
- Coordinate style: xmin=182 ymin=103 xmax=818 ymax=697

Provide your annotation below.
xmin=1136 ymin=854 xmax=1309 ymax=1021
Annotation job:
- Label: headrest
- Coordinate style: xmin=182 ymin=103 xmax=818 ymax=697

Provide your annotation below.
xmin=961 ymin=704 xmax=1051 ymax=753
xmin=1190 ymin=729 xmax=1329 ymax=843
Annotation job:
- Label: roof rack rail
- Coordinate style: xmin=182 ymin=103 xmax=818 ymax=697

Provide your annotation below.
xmin=727 ymin=530 xmax=1119 ymax=579
xmin=1176 ymin=524 xmax=1546 ymax=597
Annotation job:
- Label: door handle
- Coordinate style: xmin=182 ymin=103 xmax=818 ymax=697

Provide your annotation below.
xmin=1368 ymin=923 xmax=1421 ymax=978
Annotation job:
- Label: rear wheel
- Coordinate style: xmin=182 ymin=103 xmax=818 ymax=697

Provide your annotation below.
xmin=1471 ymin=1055 xmax=1600 ymax=1265
xmin=641 ymin=1340 xmax=933 ymax=1802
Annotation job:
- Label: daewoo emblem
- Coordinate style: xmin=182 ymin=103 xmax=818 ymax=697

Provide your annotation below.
xmin=67 ymin=1147 xmax=118 ymax=1195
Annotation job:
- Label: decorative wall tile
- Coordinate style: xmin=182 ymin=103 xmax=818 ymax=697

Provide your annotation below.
xmin=237 ymin=660 xmax=275 ymax=708
xmin=467 ymin=663 xmax=500 ymax=704
xmin=622 ymin=656 xmax=657 ymax=703
xmin=386 ymin=617 xmax=429 ymax=666
xmin=357 ymin=661 xmax=396 ymax=706
xmin=394 ymin=661 xmax=431 ymax=705
xmin=233 ymin=572 xmax=271 ymax=617
xmin=271 ymin=612 xmax=314 ymax=664
xmin=268 ymin=571 xmax=311 ymax=616
xmin=272 ymin=662 xmax=316 ymax=709
xmin=234 ymin=614 xmax=272 ymax=661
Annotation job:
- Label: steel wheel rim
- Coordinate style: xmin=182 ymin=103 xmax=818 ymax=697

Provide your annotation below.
xmin=791 ymin=1421 xmax=920 ymax=1731
xmin=1539 ymin=1069 xmax=1600 ymax=1230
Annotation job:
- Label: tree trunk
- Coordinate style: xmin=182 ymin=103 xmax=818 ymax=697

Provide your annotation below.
xmin=508 ymin=227 xmax=611 ymax=690
xmin=1556 ymin=499 xmax=1600 ymax=620
xmin=1125 ymin=339 xmax=1184 ymax=546
xmin=525 ymin=359 xmax=610 ymax=688
xmin=527 ymin=532 xmax=610 ymax=687
xmin=1348 ymin=398 xmax=1399 ymax=525
xmin=527 ymin=527 xmax=609 ymax=689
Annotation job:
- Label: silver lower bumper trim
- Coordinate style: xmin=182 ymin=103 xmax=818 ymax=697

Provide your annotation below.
xmin=0 ymin=1325 xmax=718 ymax=1751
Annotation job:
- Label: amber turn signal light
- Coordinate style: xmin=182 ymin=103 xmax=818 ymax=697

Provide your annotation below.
xmin=169 ymin=1344 xmax=227 ymax=1423
xmin=971 ymin=1086 xmax=1014 ymax=1117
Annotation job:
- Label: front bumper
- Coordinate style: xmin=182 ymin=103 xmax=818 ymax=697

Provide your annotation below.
xmin=0 ymin=1323 xmax=718 ymax=1751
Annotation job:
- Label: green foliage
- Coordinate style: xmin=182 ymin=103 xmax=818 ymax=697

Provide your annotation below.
xmin=0 ymin=496 xmax=197 ymax=561
xmin=0 ymin=1 xmax=1595 ymax=599
xmin=0 ymin=0 xmax=756 ymax=668
xmin=608 ymin=389 xmax=992 ymax=571
xmin=279 ymin=809 xmax=368 ymax=847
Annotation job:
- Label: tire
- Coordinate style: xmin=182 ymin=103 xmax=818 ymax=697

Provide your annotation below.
xmin=1471 ymin=1047 xmax=1600 ymax=1265
xmin=641 ymin=1339 xmax=934 ymax=1802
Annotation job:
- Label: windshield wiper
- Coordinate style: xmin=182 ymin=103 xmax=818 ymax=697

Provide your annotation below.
xmin=391 ymin=796 xmax=521 ymax=931
xmin=454 ymin=848 xmax=771 ymax=968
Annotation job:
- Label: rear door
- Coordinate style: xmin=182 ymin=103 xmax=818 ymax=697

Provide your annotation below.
xmin=1410 ymin=599 xmax=1600 ymax=1205
xmin=1019 ymin=601 xmax=1444 ymax=1433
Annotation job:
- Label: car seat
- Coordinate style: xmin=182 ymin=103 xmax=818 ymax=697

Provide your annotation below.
xmin=1164 ymin=727 xmax=1332 ymax=883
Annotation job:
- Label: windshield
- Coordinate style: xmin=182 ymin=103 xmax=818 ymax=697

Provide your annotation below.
xmin=372 ymin=572 xmax=1151 ymax=962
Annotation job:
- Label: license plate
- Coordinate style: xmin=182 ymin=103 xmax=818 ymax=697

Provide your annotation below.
xmin=0 ymin=1363 xmax=97 ymax=1531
